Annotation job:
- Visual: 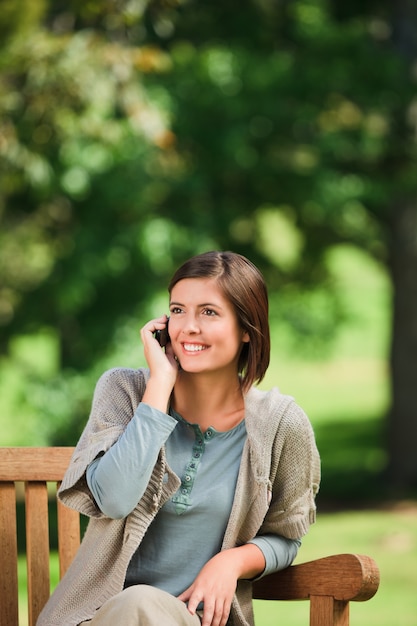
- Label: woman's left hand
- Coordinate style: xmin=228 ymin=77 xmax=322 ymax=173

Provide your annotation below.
xmin=177 ymin=544 xmax=265 ymax=626
xmin=177 ymin=551 xmax=239 ymax=626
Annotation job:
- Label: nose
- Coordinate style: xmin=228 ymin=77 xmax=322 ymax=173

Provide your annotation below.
xmin=181 ymin=313 xmax=201 ymax=335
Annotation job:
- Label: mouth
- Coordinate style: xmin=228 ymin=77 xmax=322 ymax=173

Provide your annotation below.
xmin=182 ymin=343 xmax=208 ymax=353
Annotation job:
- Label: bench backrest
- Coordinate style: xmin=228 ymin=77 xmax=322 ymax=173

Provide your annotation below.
xmin=0 ymin=447 xmax=78 ymax=626
xmin=0 ymin=447 xmax=380 ymax=626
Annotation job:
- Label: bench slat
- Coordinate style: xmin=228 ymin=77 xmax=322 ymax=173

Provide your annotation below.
xmin=57 ymin=489 xmax=81 ymax=578
xmin=0 ymin=482 xmax=19 ymax=626
xmin=0 ymin=447 xmax=74 ymax=481
xmin=26 ymin=482 xmax=51 ymax=626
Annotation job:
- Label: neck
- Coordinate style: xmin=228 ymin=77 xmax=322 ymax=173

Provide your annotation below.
xmin=171 ymin=371 xmax=245 ymax=432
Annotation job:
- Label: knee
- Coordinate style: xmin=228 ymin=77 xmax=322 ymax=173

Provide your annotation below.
xmin=92 ymin=585 xmax=199 ymax=626
xmin=123 ymin=584 xmax=160 ymax=606
xmin=122 ymin=584 xmax=167 ymax=616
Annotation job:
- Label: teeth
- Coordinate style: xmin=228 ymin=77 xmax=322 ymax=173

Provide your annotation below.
xmin=184 ymin=344 xmax=206 ymax=352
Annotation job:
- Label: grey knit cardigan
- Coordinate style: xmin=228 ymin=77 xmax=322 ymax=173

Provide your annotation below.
xmin=37 ymin=367 xmax=320 ymax=626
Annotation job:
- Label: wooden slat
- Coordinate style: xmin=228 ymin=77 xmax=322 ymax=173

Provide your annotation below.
xmin=334 ymin=599 xmax=350 ymax=626
xmin=309 ymin=596 xmax=350 ymax=626
xmin=57 ymin=490 xmax=81 ymax=578
xmin=0 ymin=482 xmax=19 ymax=626
xmin=25 ymin=482 xmax=50 ymax=626
xmin=310 ymin=596 xmax=337 ymax=626
xmin=252 ymin=553 xmax=380 ymax=602
xmin=0 ymin=447 xmax=74 ymax=481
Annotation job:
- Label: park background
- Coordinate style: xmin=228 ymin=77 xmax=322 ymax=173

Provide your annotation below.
xmin=1 ymin=1 xmax=416 ymax=625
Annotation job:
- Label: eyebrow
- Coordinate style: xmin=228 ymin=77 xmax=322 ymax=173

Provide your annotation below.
xmin=169 ymin=301 xmax=223 ymax=309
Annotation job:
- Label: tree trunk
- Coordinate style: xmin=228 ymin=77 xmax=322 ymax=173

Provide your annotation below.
xmin=387 ymin=202 xmax=417 ymax=490
xmin=385 ymin=1 xmax=417 ymax=492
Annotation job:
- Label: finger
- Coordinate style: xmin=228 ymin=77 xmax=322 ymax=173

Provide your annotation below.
xmin=218 ymin=603 xmax=230 ymax=626
xmin=204 ymin=600 xmax=228 ymax=626
xmin=140 ymin=315 xmax=168 ymax=343
xmin=186 ymin=593 xmax=202 ymax=616
xmin=200 ymin=600 xmax=216 ymax=626
xmin=176 ymin=589 xmax=189 ymax=604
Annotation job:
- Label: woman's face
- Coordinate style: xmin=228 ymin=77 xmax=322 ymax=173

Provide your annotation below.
xmin=168 ymin=277 xmax=249 ymax=376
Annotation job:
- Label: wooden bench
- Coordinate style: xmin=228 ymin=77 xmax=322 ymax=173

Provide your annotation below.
xmin=0 ymin=447 xmax=380 ymax=626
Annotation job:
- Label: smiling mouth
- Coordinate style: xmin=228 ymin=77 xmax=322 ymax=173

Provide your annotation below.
xmin=183 ymin=343 xmax=208 ymax=352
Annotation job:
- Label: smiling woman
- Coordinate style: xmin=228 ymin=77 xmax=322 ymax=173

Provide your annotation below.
xmin=37 ymin=250 xmax=320 ymax=626
xmin=167 ymin=251 xmax=270 ymax=393
xmin=167 ymin=277 xmax=250 ymax=394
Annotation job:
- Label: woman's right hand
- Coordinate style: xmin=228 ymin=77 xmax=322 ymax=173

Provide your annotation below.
xmin=140 ymin=315 xmax=178 ymax=412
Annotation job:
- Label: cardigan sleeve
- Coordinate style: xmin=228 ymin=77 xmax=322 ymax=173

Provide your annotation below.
xmin=57 ymin=367 xmax=149 ymax=517
xmin=261 ymin=400 xmax=321 ymax=540
xmin=86 ymin=403 xmax=177 ymax=518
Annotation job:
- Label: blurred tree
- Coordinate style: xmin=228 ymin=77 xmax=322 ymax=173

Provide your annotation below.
xmin=0 ymin=0 xmax=416 ymax=490
xmin=0 ymin=0 xmax=203 ymax=370
xmin=139 ymin=0 xmax=417 ymax=491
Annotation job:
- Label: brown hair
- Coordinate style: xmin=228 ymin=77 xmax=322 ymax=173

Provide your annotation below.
xmin=168 ymin=251 xmax=270 ymax=391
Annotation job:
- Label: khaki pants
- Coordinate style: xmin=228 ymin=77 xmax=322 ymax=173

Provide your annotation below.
xmin=80 ymin=585 xmax=202 ymax=626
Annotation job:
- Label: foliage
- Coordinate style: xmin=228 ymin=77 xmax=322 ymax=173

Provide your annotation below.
xmin=0 ymin=2 xmax=192 ymax=369
xmin=1 ymin=0 xmax=417 ymax=485
xmin=1 ymin=0 xmax=406 ymax=357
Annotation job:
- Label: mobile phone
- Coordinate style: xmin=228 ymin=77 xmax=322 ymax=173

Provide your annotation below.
xmin=154 ymin=318 xmax=170 ymax=347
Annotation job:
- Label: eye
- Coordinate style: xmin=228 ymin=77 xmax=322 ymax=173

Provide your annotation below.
xmin=202 ymin=308 xmax=218 ymax=316
xmin=170 ymin=306 xmax=183 ymax=314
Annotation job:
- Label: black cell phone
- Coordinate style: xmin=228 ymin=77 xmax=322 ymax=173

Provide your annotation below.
xmin=154 ymin=318 xmax=170 ymax=347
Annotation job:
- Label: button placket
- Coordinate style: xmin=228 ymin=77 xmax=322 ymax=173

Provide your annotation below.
xmin=172 ymin=424 xmax=205 ymax=514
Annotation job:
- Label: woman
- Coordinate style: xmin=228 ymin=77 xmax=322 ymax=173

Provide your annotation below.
xmin=38 ymin=250 xmax=320 ymax=626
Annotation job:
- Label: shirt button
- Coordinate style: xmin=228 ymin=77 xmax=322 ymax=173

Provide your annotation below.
xmin=194 ymin=452 xmax=200 ymax=458
xmin=185 ymin=475 xmax=191 ymax=482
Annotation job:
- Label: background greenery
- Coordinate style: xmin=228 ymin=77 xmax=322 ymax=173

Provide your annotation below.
xmin=1 ymin=0 xmax=417 ymax=624
xmin=1 ymin=0 xmax=417 ymax=490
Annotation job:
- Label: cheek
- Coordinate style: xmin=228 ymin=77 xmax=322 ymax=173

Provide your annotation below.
xmin=167 ymin=319 xmax=180 ymax=338
xmin=224 ymin=329 xmax=247 ymax=354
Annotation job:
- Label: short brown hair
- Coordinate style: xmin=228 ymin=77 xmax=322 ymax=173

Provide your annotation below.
xmin=168 ymin=251 xmax=270 ymax=391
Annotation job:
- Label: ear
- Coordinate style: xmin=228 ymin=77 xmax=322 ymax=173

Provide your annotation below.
xmin=242 ymin=331 xmax=250 ymax=343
